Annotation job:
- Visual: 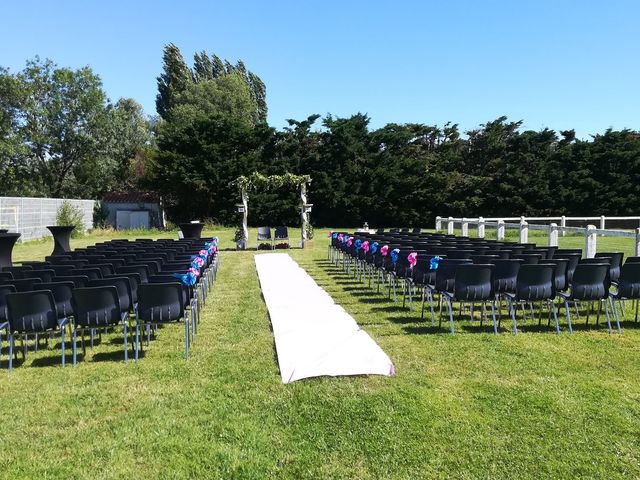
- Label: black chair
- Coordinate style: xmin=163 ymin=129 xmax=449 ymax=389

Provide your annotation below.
xmin=425 ymin=259 xmax=472 ymax=325
xmin=70 ymin=268 xmax=102 ymax=281
xmin=2 ymin=266 xmax=33 ymax=280
xmin=71 ymin=286 xmax=130 ymax=365
xmin=0 ymin=272 xmax=14 ymax=283
xmin=149 ymin=274 xmax=198 ymax=332
xmin=257 ymin=227 xmax=273 ymax=249
xmin=6 ymin=290 xmax=68 ymax=369
xmin=136 ymin=283 xmax=190 ymax=361
xmin=502 ymin=264 xmax=559 ymax=334
xmin=10 ymin=277 xmax=43 ymax=292
xmin=625 ymin=257 xmax=640 ymax=264
xmin=611 ymin=263 xmax=640 ymax=325
xmin=274 ymin=226 xmax=289 ymax=248
xmin=0 ymin=285 xmax=16 ymax=357
xmin=595 ymin=252 xmax=624 ymax=283
xmin=443 ymin=264 xmax=496 ymax=334
xmin=39 ymin=282 xmax=75 ymax=321
xmin=54 ymin=275 xmax=90 ymax=288
xmin=28 ymin=269 xmax=56 ymax=283
xmin=87 ymin=277 xmax=134 ymax=315
xmin=117 ymin=265 xmax=149 ymax=284
xmin=559 ymin=263 xmax=617 ymax=334
xmin=544 ymin=259 xmax=569 ymax=292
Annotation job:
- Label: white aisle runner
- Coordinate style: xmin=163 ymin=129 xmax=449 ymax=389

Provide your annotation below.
xmin=255 ymin=253 xmax=394 ymax=383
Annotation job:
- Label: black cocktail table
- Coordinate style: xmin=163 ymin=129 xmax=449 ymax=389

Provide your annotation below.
xmin=0 ymin=233 xmax=21 ymax=269
xmin=47 ymin=225 xmax=75 ymax=256
xmin=179 ymin=222 xmax=205 ymax=239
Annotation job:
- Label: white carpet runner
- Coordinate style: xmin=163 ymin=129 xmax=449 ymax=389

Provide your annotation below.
xmin=255 ymin=253 xmax=394 ymax=383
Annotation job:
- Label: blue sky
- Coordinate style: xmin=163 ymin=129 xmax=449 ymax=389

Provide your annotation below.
xmin=2 ymin=0 xmax=638 ymax=138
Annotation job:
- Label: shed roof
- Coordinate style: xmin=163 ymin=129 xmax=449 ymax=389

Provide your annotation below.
xmin=102 ymin=191 xmax=160 ymax=204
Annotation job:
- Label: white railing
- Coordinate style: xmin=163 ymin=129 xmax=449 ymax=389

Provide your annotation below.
xmin=435 ymin=215 xmax=640 ymax=258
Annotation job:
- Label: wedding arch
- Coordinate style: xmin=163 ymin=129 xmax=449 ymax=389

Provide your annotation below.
xmin=234 ymin=172 xmax=312 ymax=248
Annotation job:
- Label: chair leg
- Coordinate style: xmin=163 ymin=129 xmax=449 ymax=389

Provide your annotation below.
xmin=60 ymin=325 xmax=65 ymax=368
xmin=184 ymin=317 xmax=190 ymax=359
xmin=490 ymin=301 xmax=498 ymax=334
xmin=509 ymin=298 xmax=518 ymax=335
xmin=73 ymin=326 xmax=77 ymax=367
xmin=564 ymin=300 xmax=574 ymax=334
xmin=123 ymin=319 xmax=128 ymax=363
xmin=551 ymin=301 xmax=560 ymax=334
xmin=134 ymin=316 xmax=140 ymax=363
xmin=611 ymin=297 xmax=622 ymax=333
xmin=8 ymin=333 xmax=13 ymax=371
xmin=446 ymin=297 xmax=455 ymax=334
xmin=603 ymin=298 xmax=613 ymax=334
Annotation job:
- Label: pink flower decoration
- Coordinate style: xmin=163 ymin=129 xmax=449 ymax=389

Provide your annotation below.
xmin=346 ymin=236 xmax=354 ymax=247
xmin=408 ymin=252 xmax=418 ymax=268
xmin=362 ymin=241 xmax=370 ymax=253
xmin=199 ymin=249 xmax=208 ymax=256
xmin=381 ymin=245 xmax=389 ymax=256
xmin=188 ymin=267 xmax=200 ymax=277
xmin=327 ymin=230 xmax=334 ymax=238
xmin=337 ymin=234 xmax=344 ymax=242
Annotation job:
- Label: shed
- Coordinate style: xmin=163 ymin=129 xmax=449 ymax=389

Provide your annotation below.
xmin=102 ymin=191 xmax=165 ymax=230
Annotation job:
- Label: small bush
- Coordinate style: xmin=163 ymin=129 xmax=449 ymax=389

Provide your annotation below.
xmin=56 ymin=201 xmax=85 ymax=238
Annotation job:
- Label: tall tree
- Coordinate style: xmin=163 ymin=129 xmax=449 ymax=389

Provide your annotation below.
xmin=155 ymin=43 xmax=192 ymax=120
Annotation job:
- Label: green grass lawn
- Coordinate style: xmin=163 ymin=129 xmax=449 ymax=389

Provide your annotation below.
xmin=1 ymin=227 xmax=640 ymax=478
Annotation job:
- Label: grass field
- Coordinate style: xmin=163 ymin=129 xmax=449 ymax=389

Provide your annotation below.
xmin=1 ymin=227 xmax=640 ymax=478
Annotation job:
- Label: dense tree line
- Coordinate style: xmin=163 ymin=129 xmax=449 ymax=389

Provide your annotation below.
xmin=2 ymin=49 xmax=639 ymax=229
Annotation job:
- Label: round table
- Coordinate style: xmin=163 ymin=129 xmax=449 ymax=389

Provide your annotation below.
xmin=179 ymin=222 xmax=205 ymax=239
xmin=47 ymin=225 xmax=75 ymax=256
xmin=0 ymin=233 xmax=21 ymax=269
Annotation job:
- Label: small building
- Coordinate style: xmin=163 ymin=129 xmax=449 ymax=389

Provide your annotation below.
xmin=101 ymin=191 xmax=165 ymax=230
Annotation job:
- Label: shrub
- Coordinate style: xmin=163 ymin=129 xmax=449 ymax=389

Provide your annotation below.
xmin=56 ymin=201 xmax=85 ymax=238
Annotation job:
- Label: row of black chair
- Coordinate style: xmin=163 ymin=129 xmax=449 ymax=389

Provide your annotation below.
xmin=328 ymin=231 xmax=639 ymax=334
xmin=0 ymin=237 xmax=219 ymax=369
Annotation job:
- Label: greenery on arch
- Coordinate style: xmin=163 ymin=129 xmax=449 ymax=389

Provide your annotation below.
xmin=234 ymin=172 xmax=311 ymax=193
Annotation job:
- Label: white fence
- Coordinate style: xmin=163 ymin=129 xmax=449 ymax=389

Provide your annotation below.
xmin=0 ymin=197 xmax=95 ymax=241
xmin=435 ymin=216 xmax=640 ymax=258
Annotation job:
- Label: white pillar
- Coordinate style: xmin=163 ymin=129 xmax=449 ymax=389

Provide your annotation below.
xmin=435 ymin=216 xmax=442 ymax=232
xmin=561 ymin=215 xmax=566 ymax=237
xmin=300 ymin=183 xmax=308 ymax=247
xmin=447 ymin=217 xmax=454 ymax=235
xmin=519 ymin=220 xmax=528 ymax=244
xmin=461 ymin=218 xmax=469 ymax=237
xmin=635 ymin=228 xmax=640 ymax=257
xmin=584 ymin=224 xmax=597 ymax=258
xmin=548 ymin=223 xmax=558 ymax=247
xmin=497 ymin=219 xmax=505 ymax=241
xmin=241 ymin=187 xmax=249 ymax=243
xmin=478 ymin=217 xmax=485 ymax=238
xmin=600 ymin=215 xmax=606 ymax=231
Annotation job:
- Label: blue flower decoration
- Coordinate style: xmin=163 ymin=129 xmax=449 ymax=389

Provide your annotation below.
xmin=173 ymin=271 xmax=196 ymax=286
xmin=332 ymin=232 xmax=338 ymax=239
xmin=355 ymin=239 xmax=362 ymax=249
xmin=390 ymin=248 xmax=400 ymax=264
xmin=430 ymin=256 xmax=442 ymax=270
xmin=342 ymin=235 xmax=348 ymax=244
xmin=370 ymin=242 xmax=378 ymax=254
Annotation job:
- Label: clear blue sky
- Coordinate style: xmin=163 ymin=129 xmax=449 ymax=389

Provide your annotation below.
xmin=2 ymin=0 xmax=638 ymax=138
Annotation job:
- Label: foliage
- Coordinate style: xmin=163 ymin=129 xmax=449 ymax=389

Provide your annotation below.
xmin=0 ymin=57 xmax=152 ymax=199
xmin=156 ymin=44 xmax=267 ymax=123
xmin=55 ymin=200 xmax=85 ymax=237
xmin=234 ymin=172 xmax=311 ymax=193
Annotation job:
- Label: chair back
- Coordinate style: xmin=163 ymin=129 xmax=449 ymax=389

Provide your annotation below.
xmin=7 ymin=290 xmax=58 ymax=332
xmin=616 ymin=263 xmax=640 ymax=299
xmin=72 ymin=286 xmax=122 ymax=327
xmin=515 ymin=264 xmax=556 ymax=301
xmin=257 ymin=227 xmax=272 ymax=241
xmin=453 ymin=264 xmax=494 ymax=301
xmin=88 ymin=277 xmax=133 ymax=313
xmin=274 ymin=226 xmax=288 ymax=240
xmin=0 ymin=284 xmax=17 ymax=322
xmin=39 ymin=282 xmax=74 ymax=318
xmin=570 ymin=263 xmax=609 ymax=300
xmin=493 ymin=259 xmax=522 ymax=294
xmin=435 ymin=259 xmax=472 ymax=293
xmin=137 ymin=283 xmax=184 ymax=323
